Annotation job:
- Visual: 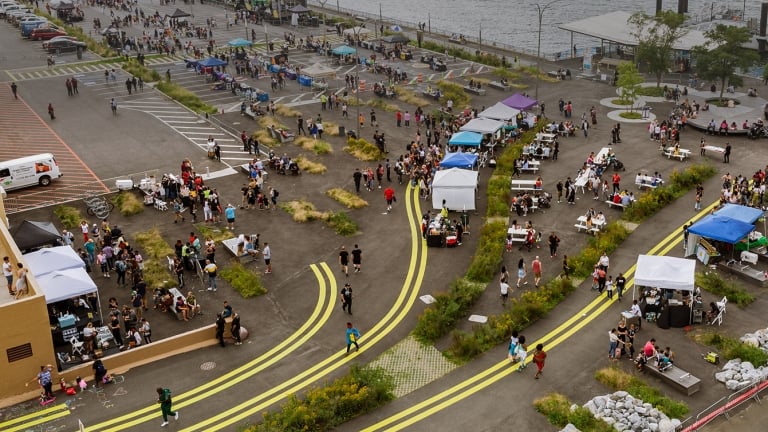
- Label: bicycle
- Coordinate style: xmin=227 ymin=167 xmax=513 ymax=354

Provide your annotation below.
xmin=86 ymin=202 xmax=114 ymax=216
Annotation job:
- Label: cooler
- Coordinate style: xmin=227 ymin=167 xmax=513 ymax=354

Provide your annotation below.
xmin=115 ymin=179 xmax=134 ymax=190
xmin=446 ymin=236 xmax=458 ymax=247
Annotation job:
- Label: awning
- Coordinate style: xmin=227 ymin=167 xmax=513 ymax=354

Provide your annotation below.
xmin=688 ymin=214 xmax=754 ymax=244
xmin=714 ymin=204 xmax=764 ymax=224
xmin=501 ymin=93 xmax=538 ymax=110
xmin=459 ymin=118 xmax=505 ymax=135
xmin=166 ymin=8 xmax=191 ymax=18
xmin=440 ymin=152 xmax=478 ymax=169
xmin=332 ymin=44 xmax=356 ymax=56
xmin=448 ymin=131 xmax=483 ymax=147
xmin=227 ymin=38 xmax=253 ymax=47
xmin=479 ymin=102 xmax=520 ymax=121
xmin=198 ymin=57 xmax=228 ymax=67
xmin=24 ymin=246 xmax=85 ymax=277
xmin=635 ymin=255 xmax=695 ymax=291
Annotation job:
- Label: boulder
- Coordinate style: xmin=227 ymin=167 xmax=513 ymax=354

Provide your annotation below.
xmin=559 ymin=423 xmax=581 ymax=432
xmin=670 ymin=419 xmax=682 ymax=429
xmin=635 ymin=406 xmax=647 ymax=415
xmin=742 ymin=361 xmax=755 ymax=371
xmin=723 ymin=359 xmax=742 ymax=370
xmin=742 ymin=337 xmax=759 ymax=347
xmin=614 ymin=390 xmax=629 ymax=398
xmin=715 ymin=371 xmax=732 ymax=382
xmin=725 ymin=379 xmax=742 ymax=390
xmin=658 ymin=418 xmax=675 ymax=432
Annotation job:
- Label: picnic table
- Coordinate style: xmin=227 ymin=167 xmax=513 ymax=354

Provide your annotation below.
xmin=511 ymin=179 xmax=540 ymax=191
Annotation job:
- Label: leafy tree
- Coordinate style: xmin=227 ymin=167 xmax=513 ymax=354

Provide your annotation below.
xmin=692 ymin=24 xmax=758 ymax=100
xmin=616 ymin=62 xmax=644 ymax=112
xmin=629 ymin=11 xmax=689 ymax=87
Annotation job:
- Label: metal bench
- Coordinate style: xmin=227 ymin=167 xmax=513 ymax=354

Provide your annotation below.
xmin=645 ymin=360 xmax=701 ymax=395
xmin=463 ymin=86 xmax=486 ymax=96
xmin=605 ymin=200 xmax=626 ymax=210
xmin=488 ymin=81 xmax=510 ymax=91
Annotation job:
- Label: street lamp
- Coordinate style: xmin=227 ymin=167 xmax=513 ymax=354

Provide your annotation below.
xmin=534 ymin=0 xmax=564 ymax=103
xmin=352 ymin=18 xmax=366 ymax=136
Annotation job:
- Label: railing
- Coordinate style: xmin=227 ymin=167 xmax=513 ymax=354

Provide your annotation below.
xmin=681 ymin=377 xmax=768 ymax=431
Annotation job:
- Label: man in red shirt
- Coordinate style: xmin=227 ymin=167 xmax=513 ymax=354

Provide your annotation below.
xmin=384 ymin=187 xmax=395 ymax=213
xmin=612 ymin=172 xmax=621 ymax=194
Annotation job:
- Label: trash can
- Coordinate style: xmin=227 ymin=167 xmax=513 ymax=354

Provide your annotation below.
xmin=460 ymin=212 xmax=469 ymax=227
xmin=338 ymin=125 xmax=346 ymax=137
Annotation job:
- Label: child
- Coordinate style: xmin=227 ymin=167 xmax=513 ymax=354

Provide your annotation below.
xmin=514 ymin=335 xmax=528 ymax=371
xmin=507 ymin=331 xmax=519 ymax=363
xmin=532 ymin=343 xmax=547 ymax=379
xmin=605 ymin=275 xmax=614 ymax=300
xmin=506 ymin=234 xmax=513 ymax=253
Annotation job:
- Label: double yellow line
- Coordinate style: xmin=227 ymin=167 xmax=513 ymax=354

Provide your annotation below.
xmin=87 ymin=262 xmax=337 ymax=431
xmin=363 ymin=200 xmax=719 ymax=431
xmin=178 ymin=183 xmax=427 ymax=431
xmin=0 ymin=404 xmax=70 ymax=432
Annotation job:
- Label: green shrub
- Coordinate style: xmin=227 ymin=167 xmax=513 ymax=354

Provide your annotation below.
xmin=695 ymin=271 xmax=754 ymax=307
xmin=595 ymin=367 xmax=689 ymax=419
xmin=465 ymin=221 xmax=508 ymax=283
xmin=623 ymin=164 xmax=717 ymax=222
xmin=343 ymin=138 xmax=385 ymax=161
xmin=122 ymin=60 xmax=162 ymax=83
xmin=196 ymin=224 xmax=234 ymax=242
xmin=326 ymin=211 xmax=358 ymax=236
xmin=534 ymin=393 xmax=614 ymax=432
xmin=637 ymin=86 xmax=665 ymax=97
xmin=696 ymin=332 xmax=768 ymax=366
xmin=112 ymin=191 xmax=144 ymax=216
xmin=134 ymin=228 xmax=175 ymax=289
xmin=156 ymin=81 xmax=218 ymax=114
xmin=54 ymin=205 xmax=83 ymax=229
xmin=419 ymin=41 xmax=510 ymax=68
xmin=249 ymin=365 xmax=394 ymax=432
xmin=436 ymin=80 xmax=470 ymax=108
xmin=413 ymin=278 xmax=485 ymax=344
xmin=486 ymin=175 xmax=511 ymax=217
xmin=219 ymin=263 xmax=267 ymax=298
xmin=619 ymin=112 xmax=642 ymax=119
xmin=326 ymin=188 xmax=368 ymax=209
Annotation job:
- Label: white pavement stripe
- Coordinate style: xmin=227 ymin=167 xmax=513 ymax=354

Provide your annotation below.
xmin=284 ymin=99 xmax=321 ymax=107
xmin=200 ymin=167 xmax=238 ymax=181
xmin=221 ymin=157 xmax=258 ymax=162
xmin=182 ymin=131 xmax=229 ymax=135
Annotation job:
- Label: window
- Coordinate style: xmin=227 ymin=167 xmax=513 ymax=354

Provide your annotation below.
xmin=0 ymin=168 xmax=10 ymax=177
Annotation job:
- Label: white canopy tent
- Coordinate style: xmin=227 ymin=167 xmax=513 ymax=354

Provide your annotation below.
xmin=343 ymin=26 xmax=372 ymax=40
xmin=633 ymin=255 xmax=696 ymax=299
xmin=478 ymin=102 xmax=520 ymax=121
xmin=459 ymin=118 xmax=505 ymax=135
xmin=24 ymin=246 xmax=85 ymax=277
xmin=36 ymin=268 xmax=97 ymax=304
xmin=301 ymin=62 xmax=337 ymax=79
xmin=431 ymin=168 xmax=478 ymax=211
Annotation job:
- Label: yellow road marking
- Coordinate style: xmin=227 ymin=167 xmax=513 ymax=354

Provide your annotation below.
xmin=363 ymin=200 xmax=719 ymax=431
xmin=5 ymin=408 xmax=70 ymax=432
xmin=91 ymin=262 xmax=335 ymax=431
xmin=181 ymin=184 xmax=427 ymax=431
xmin=0 ymin=403 xmax=68 ymax=429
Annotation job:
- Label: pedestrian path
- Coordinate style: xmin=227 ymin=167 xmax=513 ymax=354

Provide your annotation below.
xmin=3 ymin=54 xmax=188 ymax=82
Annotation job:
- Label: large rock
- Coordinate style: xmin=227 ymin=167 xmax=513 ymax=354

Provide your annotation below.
xmin=614 ymin=390 xmax=629 ymax=398
xmin=635 ymin=405 xmax=647 ymax=415
xmin=583 ymin=400 xmax=597 ymax=414
xmin=723 ymin=359 xmax=742 ymax=370
xmin=742 ymin=336 xmax=759 ymax=347
xmin=742 ymin=361 xmax=755 ymax=371
xmin=670 ymin=419 xmax=682 ymax=429
xmin=726 ymin=379 xmax=743 ymax=390
xmin=715 ymin=370 xmax=733 ymax=382
xmin=658 ymin=418 xmax=675 ymax=432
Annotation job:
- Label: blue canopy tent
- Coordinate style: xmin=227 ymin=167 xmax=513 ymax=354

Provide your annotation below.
xmin=688 ymin=215 xmax=754 ymax=243
xmin=227 ymin=38 xmax=253 ymax=47
xmin=714 ymin=204 xmax=764 ymax=224
xmin=198 ymin=57 xmax=228 ymax=67
xmin=440 ymin=152 xmax=478 ymax=169
xmin=448 ymin=131 xmax=483 ymax=147
xmin=331 ymin=45 xmax=356 ymax=56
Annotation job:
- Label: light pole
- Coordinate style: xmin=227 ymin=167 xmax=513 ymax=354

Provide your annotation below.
xmin=353 ymin=18 xmax=366 ymax=136
xmin=534 ymin=0 xmax=563 ymax=103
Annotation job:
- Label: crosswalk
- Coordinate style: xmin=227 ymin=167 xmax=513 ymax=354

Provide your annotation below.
xmin=3 ymin=54 xmax=187 ymax=82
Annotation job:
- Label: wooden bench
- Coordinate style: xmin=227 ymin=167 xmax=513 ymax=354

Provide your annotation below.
xmin=574 ymin=224 xmax=601 ymax=234
xmin=663 ymin=148 xmax=691 ymax=161
xmin=605 ymin=200 xmax=626 ymax=210
xmin=645 ymin=360 xmax=701 ymax=395
xmin=488 ymin=81 xmax=510 ymax=91
xmin=511 ymin=180 xmax=540 ymax=191
xmin=463 ymin=86 xmax=486 ymax=96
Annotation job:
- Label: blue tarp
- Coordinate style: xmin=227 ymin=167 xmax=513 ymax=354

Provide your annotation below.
xmin=198 ymin=57 xmax=228 ymax=67
xmin=688 ymin=214 xmax=754 ymax=244
xmin=440 ymin=152 xmax=478 ymax=169
xmin=331 ymin=45 xmax=356 ymax=56
xmin=714 ymin=204 xmax=764 ymax=224
xmin=227 ymin=38 xmax=253 ymax=47
xmin=448 ymin=131 xmax=483 ymax=146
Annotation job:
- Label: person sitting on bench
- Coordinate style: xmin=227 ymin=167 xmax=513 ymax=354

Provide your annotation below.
xmin=706 ymin=301 xmax=719 ymax=324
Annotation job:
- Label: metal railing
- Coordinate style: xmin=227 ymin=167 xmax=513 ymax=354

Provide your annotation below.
xmin=681 ymin=377 xmax=768 ymax=431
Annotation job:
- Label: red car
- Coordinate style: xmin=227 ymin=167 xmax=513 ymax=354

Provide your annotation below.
xmin=29 ymin=27 xmax=66 ymax=41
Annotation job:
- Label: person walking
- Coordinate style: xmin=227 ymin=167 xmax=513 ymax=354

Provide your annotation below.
xmin=47 ymin=103 xmax=55 ymax=120
xmin=156 ymin=387 xmax=179 ymax=427
xmin=683 ymin=222 xmax=691 ymax=250
xmin=516 ymin=258 xmax=527 ymax=288
xmin=353 ymin=168 xmax=363 ymax=194
xmin=514 ymin=335 xmax=528 ymax=371
xmin=531 ymin=256 xmax=542 ymax=288
xmin=345 ymin=322 xmax=360 ymax=354
xmin=297 ymin=115 xmax=306 ymax=136
xmin=548 ymin=232 xmax=560 ymax=258
xmin=616 ymin=273 xmax=626 ymax=301
xmin=231 ymin=312 xmax=242 ymax=345
xmin=204 ymin=259 xmax=218 ymax=291
xmin=532 ymin=344 xmax=547 ymax=379
xmin=340 ymin=282 xmax=353 ymax=314
xmin=11 ymin=82 xmax=18 ymax=99
xmin=562 ymin=254 xmax=570 ymax=278
xmin=351 ymin=244 xmax=362 ymax=273
xmin=110 ymin=98 xmax=117 ymax=115
xmin=215 ymin=313 xmax=226 ymax=347
xmin=605 ymin=275 xmax=614 ymax=300
xmin=262 ymin=242 xmax=272 ymax=274
xmin=225 ymin=204 xmax=236 ymax=230
xmin=140 ymin=318 xmax=152 ymax=344
xmin=339 ymin=245 xmax=349 ymax=276
xmin=723 ymin=142 xmax=731 ymax=163
xmin=384 ymin=186 xmax=396 ymax=213
xmin=3 ymin=256 xmax=14 ymax=296
xmin=500 ymin=277 xmax=510 ymax=305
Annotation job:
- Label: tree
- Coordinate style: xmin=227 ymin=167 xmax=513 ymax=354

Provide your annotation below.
xmin=616 ymin=62 xmax=644 ymax=112
xmin=628 ymin=11 xmax=689 ymax=87
xmin=692 ymin=24 xmax=759 ymax=101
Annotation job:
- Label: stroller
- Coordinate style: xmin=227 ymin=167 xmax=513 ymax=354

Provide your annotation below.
xmin=536 ymin=191 xmax=552 ymax=209
xmin=612 ymin=158 xmax=625 ymax=171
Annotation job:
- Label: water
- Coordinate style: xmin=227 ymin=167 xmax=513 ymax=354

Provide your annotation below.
xmin=309 ymin=0 xmax=763 ymax=56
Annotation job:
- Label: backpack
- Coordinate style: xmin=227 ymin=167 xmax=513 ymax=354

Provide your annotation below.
xmin=273 ymin=189 xmax=279 ymax=198
xmin=116 ymin=260 xmax=126 ymax=272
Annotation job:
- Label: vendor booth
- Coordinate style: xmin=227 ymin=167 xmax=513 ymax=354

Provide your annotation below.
xmin=23 ymin=246 xmax=84 ymax=276
xmin=11 ymin=220 xmax=63 ymax=251
xmin=440 ymin=152 xmax=478 ymax=170
xmin=501 ymin=93 xmax=538 ymax=110
xmin=431 ymin=168 xmax=478 ymax=211
xmin=633 ymin=255 xmax=697 ymax=329
xmin=448 ymin=131 xmax=483 ymax=148
xmin=298 ymin=62 xmax=336 ymax=88
xmin=459 ymin=118 xmax=505 ymax=139
xmin=478 ymin=102 xmax=520 ymax=121
xmin=685 ymin=214 xmax=755 ymax=265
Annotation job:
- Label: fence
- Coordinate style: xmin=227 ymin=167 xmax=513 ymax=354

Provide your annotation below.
xmin=681 ymin=377 xmax=768 ymax=431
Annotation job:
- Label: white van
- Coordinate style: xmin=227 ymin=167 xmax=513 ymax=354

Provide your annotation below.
xmin=0 ymin=153 xmax=62 ymax=190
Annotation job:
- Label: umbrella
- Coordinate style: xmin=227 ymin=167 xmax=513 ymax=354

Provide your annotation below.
xmin=331 ymin=44 xmax=356 ymax=56
xmin=166 ymin=8 xmax=191 ymax=18
xmin=288 ymin=5 xmax=310 ymax=13
xmin=227 ymin=38 xmax=253 ymax=47
xmin=390 ymin=25 xmax=403 ymax=32
xmin=198 ymin=57 xmax=228 ymax=67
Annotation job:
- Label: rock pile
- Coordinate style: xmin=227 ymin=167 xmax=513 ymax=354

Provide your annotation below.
xmin=714 ymin=359 xmax=768 ymax=391
xmin=581 ymin=391 xmax=681 ymax=432
xmin=739 ymin=328 xmax=768 ymax=351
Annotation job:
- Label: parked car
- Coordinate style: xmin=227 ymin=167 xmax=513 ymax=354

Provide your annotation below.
xmin=30 ymin=27 xmax=66 ymax=40
xmin=43 ymin=38 xmax=85 ymax=53
xmin=1 ymin=4 xmax=31 ymax=17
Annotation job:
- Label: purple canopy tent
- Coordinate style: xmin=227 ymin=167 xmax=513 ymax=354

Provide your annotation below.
xmin=501 ymin=93 xmax=538 ymax=110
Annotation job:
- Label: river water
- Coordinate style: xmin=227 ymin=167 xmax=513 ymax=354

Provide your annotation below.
xmin=308 ymin=0 xmax=764 ymax=56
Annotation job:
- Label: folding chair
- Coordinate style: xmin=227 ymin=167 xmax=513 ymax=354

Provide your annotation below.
xmin=70 ymin=336 xmax=85 ymax=357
